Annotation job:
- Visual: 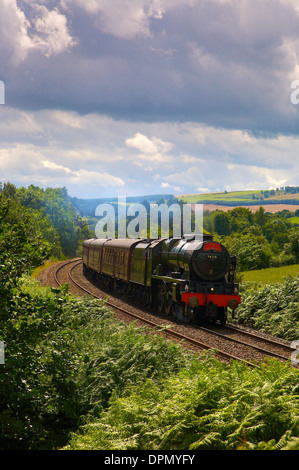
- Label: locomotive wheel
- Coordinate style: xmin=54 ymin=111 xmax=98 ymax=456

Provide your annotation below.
xmin=219 ymin=307 xmax=227 ymax=326
xmin=145 ymin=290 xmax=152 ymax=308
xmin=184 ymin=304 xmax=193 ymax=323
xmin=157 ymin=292 xmax=165 ymax=313
xmin=172 ymin=302 xmax=181 ymax=320
xmin=156 ymin=283 xmax=167 ymax=314
xmin=165 ymin=294 xmax=173 ymax=316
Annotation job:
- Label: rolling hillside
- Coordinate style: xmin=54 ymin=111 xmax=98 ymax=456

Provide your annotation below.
xmin=177 ymin=187 xmax=299 ymax=213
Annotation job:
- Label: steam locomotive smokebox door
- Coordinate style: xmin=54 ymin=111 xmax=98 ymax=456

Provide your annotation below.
xmin=193 ymin=242 xmax=230 ymax=280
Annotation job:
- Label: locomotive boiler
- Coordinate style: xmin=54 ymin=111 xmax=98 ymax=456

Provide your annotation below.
xmin=82 ymin=234 xmax=241 ymax=325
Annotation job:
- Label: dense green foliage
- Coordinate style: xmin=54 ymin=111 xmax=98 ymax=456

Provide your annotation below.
xmin=0 ymin=193 xmax=52 ymax=304
xmin=231 ymin=275 xmax=299 ymax=341
xmin=0 ymin=278 xmax=298 ymax=451
xmin=0 ymin=281 xmax=187 ymax=449
xmin=64 ymin=358 xmax=299 ymax=451
xmin=0 ymin=182 xmax=92 ymax=258
xmin=205 ymin=206 xmax=299 ymax=270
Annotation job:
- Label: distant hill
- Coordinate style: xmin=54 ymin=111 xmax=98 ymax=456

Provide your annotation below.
xmin=70 ymin=194 xmax=175 ymax=216
xmin=70 ymin=187 xmax=299 ymax=217
xmin=177 ymin=187 xmax=299 ymax=206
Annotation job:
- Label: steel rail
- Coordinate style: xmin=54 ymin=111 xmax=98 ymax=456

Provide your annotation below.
xmin=52 ymin=259 xmax=293 ymax=368
xmin=192 ymin=324 xmax=291 ymax=361
xmin=67 ymin=260 xmax=255 ymax=366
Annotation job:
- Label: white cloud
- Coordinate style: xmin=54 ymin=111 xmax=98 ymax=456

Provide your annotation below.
xmin=42 ymin=160 xmax=76 ymax=175
xmin=125 ymin=132 xmax=173 ymax=154
xmin=226 ymin=163 xmax=290 ymax=190
xmin=32 ymin=6 xmax=78 ymax=57
xmin=41 ymin=158 xmax=125 ymax=187
xmin=66 ymin=0 xmax=164 ymax=39
xmin=196 ymin=187 xmax=211 ymax=193
xmin=50 ymin=110 xmax=85 ymax=129
xmin=163 ymin=167 xmax=205 ymax=187
xmin=73 ymin=168 xmax=125 ymax=187
xmin=161 ymin=182 xmax=182 ymax=193
xmin=0 ymin=1 xmax=77 ymax=63
xmin=0 ymin=0 xmax=34 ymax=63
xmin=0 ymin=139 xmax=124 ymax=197
xmin=125 ymin=132 xmax=175 ymax=164
xmin=0 ymin=108 xmax=298 ymax=198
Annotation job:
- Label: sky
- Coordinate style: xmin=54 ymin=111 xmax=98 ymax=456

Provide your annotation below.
xmin=0 ymin=0 xmax=299 ymax=199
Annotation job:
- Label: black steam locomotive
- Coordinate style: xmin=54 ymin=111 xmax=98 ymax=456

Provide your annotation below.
xmin=82 ymin=234 xmax=241 ymax=325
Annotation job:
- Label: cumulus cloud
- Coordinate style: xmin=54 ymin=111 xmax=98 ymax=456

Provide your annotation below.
xmin=125 ymin=132 xmax=173 ymax=154
xmin=0 ymin=113 xmax=126 ymax=197
xmin=32 ymin=5 xmax=78 ymax=57
xmin=0 ymin=0 xmax=76 ymax=64
xmin=64 ymin=0 xmax=165 ymax=39
xmin=42 ymin=160 xmax=124 ymax=187
xmin=0 ymin=1 xmax=299 ymax=198
xmin=226 ymin=163 xmax=290 ymax=191
xmin=0 ymin=0 xmax=34 ymax=63
xmin=2 ymin=0 xmax=299 ymax=133
xmin=163 ymin=167 xmax=205 ymax=188
xmin=161 ymin=181 xmax=182 ymax=193
xmin=0 ymin=107 xmax=298 ymax=198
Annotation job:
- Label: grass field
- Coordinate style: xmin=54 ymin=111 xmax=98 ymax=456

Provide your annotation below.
xmin=178 ymin=189 xmax=299 ymax=205
xmin=178 ymin=190 xmax=257 ymax=203
xmin=289 ymin=216 xmax=299 ymax=225
xmin=32 ymin=259 xmax=63 ymax=278
xmin=241 ymin=264 xmax=299 ymax=284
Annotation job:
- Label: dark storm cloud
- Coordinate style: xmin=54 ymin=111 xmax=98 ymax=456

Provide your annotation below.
xmin=1 ymin=0 xmax=299 ymax=134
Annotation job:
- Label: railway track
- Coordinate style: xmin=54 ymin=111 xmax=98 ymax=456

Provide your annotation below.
xmin=50 ymin=258 xmax=295 ymax=368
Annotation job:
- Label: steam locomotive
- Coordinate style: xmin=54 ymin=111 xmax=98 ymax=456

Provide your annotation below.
xmin=82 ymin=234 xmax=241 ymax=325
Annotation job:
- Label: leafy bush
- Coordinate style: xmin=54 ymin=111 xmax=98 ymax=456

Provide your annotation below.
xmin=214 ymin=232 xmax=272 ymax=271
xmin=0 ymin=279 xmax=186 ymax=449
xmin=232 ymin=275 xmax=299 ymax=340
xmin=0 ymin=194 xmax=52 ymax=306
xmin=64 ymin=357 xmax=299 ymax=451
xmin=1 ymin=276 xmax=298 ymax=450
xmin=1 ymin=182 xmax=92 ymax=258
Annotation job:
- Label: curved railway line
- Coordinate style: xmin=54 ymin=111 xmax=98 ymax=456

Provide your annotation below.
xmin=39 ymin=258 xmax=296 ymax=368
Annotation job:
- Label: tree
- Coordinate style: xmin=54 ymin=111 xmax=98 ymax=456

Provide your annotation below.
xmin=286 ymin=227 xmax=299 ymax=262
xmin=227 ymin=207 xmax=254 ymax=233
xmin=255 ymin=206 xmax=266 ymax=227
xmin=262 ymin=219 xmax=290 ymax=243
xmin=15 ymin=184 xmax=93 ymax=257
xmin=0 ymin=194 xmax=52 ymax=305
xmin=215 ymin=232 xmax=272 ymax=271
xmin=214 ymin=211 xmax=230 ymax=235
